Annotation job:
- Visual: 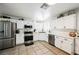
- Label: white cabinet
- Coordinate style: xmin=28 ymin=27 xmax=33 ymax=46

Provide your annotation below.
xmin=75 ymin=38 xmax=79 ymax=54
xmin=51 ymin=14 xmax=76 ymax=30
xmin=33 ymin=33 xmax=39 ymax=41
xmin=63 ymin=14 xmax=76 ymax=29
xmin=61 ymin=38 xmax=74 ymax=54
xmin=55 ymin=36 xmax=62 ymax=48
xmin=17 ymin=21 xmax=24 ymax=29
xmin=55 ymin=36 xmax=74 ymax=54
xmin=16 ymin=30 xmax=24 ymax=45
xmin=33 ymin=33 xmax=48 ymax=42
xmin=56 ymin=18 xmax=64 ymax=29
xmin=38 ymin=33 xmax=48 ymax=42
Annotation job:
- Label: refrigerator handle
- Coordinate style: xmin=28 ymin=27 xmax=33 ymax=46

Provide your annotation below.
xmin=4 ymin=22 xmax=5 ymax=37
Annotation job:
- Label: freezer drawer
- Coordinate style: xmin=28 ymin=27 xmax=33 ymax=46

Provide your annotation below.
xmin=0 ymin=40 xmax=3 ymax=49
xmin=3 ymin=39 xmax=12 ymax=49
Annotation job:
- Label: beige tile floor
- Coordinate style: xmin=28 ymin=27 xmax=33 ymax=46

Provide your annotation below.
xmin=0 ymin=41 xmax=69 ymax=55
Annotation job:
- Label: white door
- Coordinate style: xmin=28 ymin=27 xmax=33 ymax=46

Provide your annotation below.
xmin=63 ymin=14 xmax=76 ymax=29
xmin=75 ymin=37 xmax=79 ymax=54
xmin=55 ymin=36 xmax=62 ymax=49
xmin=62 ymin=38 xmax=74 ymax=54
xmin=38 ymin=33 xmax=48 ymax=42
xmin=33 ymin=33 xmax=39 ymax=41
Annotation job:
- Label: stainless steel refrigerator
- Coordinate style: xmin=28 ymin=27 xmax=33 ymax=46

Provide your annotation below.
xmin=0 ymin=21 xmax=16 ymax=50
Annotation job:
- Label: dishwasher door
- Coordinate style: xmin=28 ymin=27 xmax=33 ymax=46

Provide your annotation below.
xmin=48 ymin=34 xmax=55 ymax=46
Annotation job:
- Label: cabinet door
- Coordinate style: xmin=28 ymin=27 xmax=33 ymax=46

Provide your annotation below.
xmin=38 ymin=33 xmax=48 ymax=42
xmin=0 ymin=40 xmax=3 ymax=49
xmin=61 ymin=38 xmax=73 ymax=54
xmin=17 ymin=21 xmax=24 ymax=29
xmin=33 ymin=33 xmax=39 ymax=41
xmin=75 ymin=38 xmax=79 ymax=54
xmin=55 ymin=36 xmax=62 ymax=48
xmin=63 ymin=14 xmax=76 ymax=29
xmin=57 ymin=18 xmax=64 ymax=29
xmin=16 ymin=30 xmax=24 ymax=45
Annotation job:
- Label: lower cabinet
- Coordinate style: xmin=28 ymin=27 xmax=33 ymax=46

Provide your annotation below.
xmin=55 ymin=36 xmax=62 ymax=48
xmin=33 ymin=33 xmax=48 ymax=42
xmin=61 ymin=39 xmax=74 ymax=54
xmin=75 ymin=38 xmax=79 ymax=54
xmin=55 ymin=36 xmax=74 ymax=54
xmin=38 ymin=33 xmax=48 ymax=42
xmin=33 ymin=33 xmax=39 ymax=41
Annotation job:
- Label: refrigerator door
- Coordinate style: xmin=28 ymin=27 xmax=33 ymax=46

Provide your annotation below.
xmin=0 ymin=39 xmax=3 ymax=49
xmin=0 ymin=22 xmax=4 ymax=38
xmin=4 ymin=22 xmax=11 ymax=38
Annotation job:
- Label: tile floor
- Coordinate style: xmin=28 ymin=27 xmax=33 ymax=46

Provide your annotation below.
xmin=0 ymin=41 xmax=69 ymax=55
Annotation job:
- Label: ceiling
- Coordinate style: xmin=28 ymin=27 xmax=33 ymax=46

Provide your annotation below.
xmin=0 ymin=3 xmax=79 ymax=21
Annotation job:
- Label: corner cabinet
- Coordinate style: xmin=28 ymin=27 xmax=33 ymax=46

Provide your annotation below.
xmin=33 ymin=33 xmax=48 ymax=42
xmin=55 ymin=36 xmax=74 ymax=54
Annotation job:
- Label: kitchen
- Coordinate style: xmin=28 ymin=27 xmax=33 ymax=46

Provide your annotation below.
xmin=0 ymin=3 xmax=79 ymax=55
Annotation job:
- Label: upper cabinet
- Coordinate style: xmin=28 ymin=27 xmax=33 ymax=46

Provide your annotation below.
xmin=51 ymin=14 xmax=76 ymax=30
xmin=63 ymin=14 xmax=76 ymax=29
xmin=17 ymin=20 xmax=24 ymax=29
xmin=56 ymin=18 xmax=64 ymax=29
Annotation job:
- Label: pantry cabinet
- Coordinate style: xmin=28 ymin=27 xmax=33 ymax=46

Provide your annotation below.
xmin=55 ymin=36 xmax=74 ymax=54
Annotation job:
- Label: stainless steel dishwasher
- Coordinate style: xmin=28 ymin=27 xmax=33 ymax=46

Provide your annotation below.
xmin=48 ymin=34 xmax=55 ymax=46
